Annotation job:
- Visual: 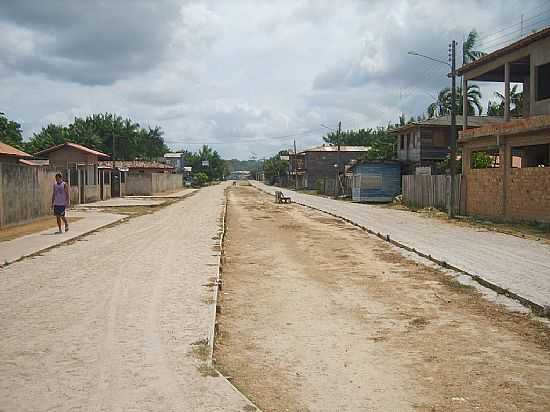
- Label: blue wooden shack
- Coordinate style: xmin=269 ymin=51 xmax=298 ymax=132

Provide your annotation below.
xmin=351 ymin=161 xmax=401 ymax=202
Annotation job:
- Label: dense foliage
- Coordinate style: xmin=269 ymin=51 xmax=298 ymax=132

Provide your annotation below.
xmin=23 ymin=113 xmax=169 ymax=159
xmin=322 ymin=127 xmax=396 ymax=161
xmin=0 ymin=112 xmax=24 ymax=148
xmin=180 ymin=145 xmax=227 ymax=181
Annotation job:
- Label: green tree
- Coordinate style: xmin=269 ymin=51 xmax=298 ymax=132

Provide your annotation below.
xmin=492 ymin=85 xmax=523 ymax=116
xmin=427 ymin=84 xmax=483 ymax=117
xmin=0 ymin=112 xmax=24 ymax=148
xmin=25 ymin=113 xmax=169 ymax=159
xmin=180 ymin=145 xmax=225 ymax=181
xmin=323 ymin=127 xmax=396 ymax=161
xmin=263 ymin=155 xmax=288 ymax=183
xmin=193 ymin=172 xmax=209 ymax=187
xmin=463 ymin=29 xmax=486 ymax=64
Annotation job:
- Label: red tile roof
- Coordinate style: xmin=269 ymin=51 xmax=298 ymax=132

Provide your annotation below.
xmin=0 ymin=142 xmax=32 ymax=158
xmin=34 ymin=142 xmax=110 ymax=159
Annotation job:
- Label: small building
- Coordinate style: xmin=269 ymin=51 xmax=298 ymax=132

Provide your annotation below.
xmin=458 ymin=26 xmax=550 ymax=223
xmin=391 ymin=115 xmax=504 ymax=174
xmin=0 ymin=142 xmax=32 ymax=164
xmin=34 ymin=142 xmax=110 ymax=205
xmin=351 ymin=161 xmax=401 ymax=202
xmin=100 ymin=160 xmax=182 ymax=196
xmin=227 ymin=170 xmax=252 ymax=180
xmin=163 ymin=152 xmax=185 ymax=172
xmin=288 ymin=144 xmax=370 ymax=190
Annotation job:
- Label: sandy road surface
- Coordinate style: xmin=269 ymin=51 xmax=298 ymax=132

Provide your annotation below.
xmin=215 ymin=185 xmax=550 ymax=412
xmin=250 ymin=181 xmax=550 ymax=310
xmin=0 ymin=184 xmax=254 ymax=412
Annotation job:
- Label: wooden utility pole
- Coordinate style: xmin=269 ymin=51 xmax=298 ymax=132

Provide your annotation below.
xmin=336 ymin=121 xmax=341 ymax=197
xmin=449 ymin=40 xmax=457 ymax=218
xmin=293 ymin=139 xmax=298 ymax=190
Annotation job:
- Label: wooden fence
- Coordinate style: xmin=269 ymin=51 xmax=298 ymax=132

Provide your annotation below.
xmin=402 ymin=174 xmax=462 ymax=214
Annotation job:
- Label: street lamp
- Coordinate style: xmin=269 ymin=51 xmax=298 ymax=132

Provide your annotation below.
xmin=408 ymin=42 xmax=458 ymax=218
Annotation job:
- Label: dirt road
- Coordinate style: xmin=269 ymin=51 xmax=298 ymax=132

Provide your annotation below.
xmin=215 ymin=185 xmax=550 ymax=412
xmin=0 ymin=184 xmax=253 ymax=412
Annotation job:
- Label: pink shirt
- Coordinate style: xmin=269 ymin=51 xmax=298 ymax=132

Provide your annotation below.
xmin=53 ymin=182 xmax=68 ymax=206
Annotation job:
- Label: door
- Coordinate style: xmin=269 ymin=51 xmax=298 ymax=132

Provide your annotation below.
xmin=79 ymin=169 xmax=85 ymax=204
xmin=99 ymin=170 xmax=104 ymax=200
xmin=112 ymin=172 xmax=120 ymax=197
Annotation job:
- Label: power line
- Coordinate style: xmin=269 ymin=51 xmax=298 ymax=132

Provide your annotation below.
xmin=476 ymin=6 xmax=550 ymax=42
xmin=478 ymin=15 xmax=550 ymax=49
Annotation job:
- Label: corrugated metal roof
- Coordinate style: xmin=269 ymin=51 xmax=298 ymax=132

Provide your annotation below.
xmin=34 ymin=142 xmax=110 ymax=158
xmin=391 ymin=115 xmax=505 ymax=133
xmin=291 ymin=144 xmax=370 ymax=154
xmin=0 ymin=142 xmax=32 ymax=158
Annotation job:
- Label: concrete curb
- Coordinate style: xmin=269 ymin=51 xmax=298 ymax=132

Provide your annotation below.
xmin=1 ymin=190 xmax=199 ymax=269
xmin=206 ymin=185 xmax=263 ymax=412
xmin=1 ymin=216 xmax=129 ymax=268
xmin=251 ymin=183 xmax=549 ymax=318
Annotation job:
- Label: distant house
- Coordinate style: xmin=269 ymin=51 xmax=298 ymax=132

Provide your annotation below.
xmin=163 ymin=153 xmax=185 ymax=172
xmin=99 ymin=160 xmax=182 ymax=196
xmin=0 ymin=142 xmax=32 ymax=164
xmin=34 ymin=142 xmax=110 ymax=204
xmin=391 ymin=115 xmax=504 ymax=174
xmin=289 ymin=144 xmax=370 ymax=189
xmin=458 ymin=26 xmax=550 ymax=223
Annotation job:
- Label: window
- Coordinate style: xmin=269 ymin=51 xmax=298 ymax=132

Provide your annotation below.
xmin=406 ymin=134 xmax=410 ymax=148
xmin=104 ymin=171 xmax=110 ymax=184
xmin=537 ymin=63 xmax=550 ymax=101
xmin=471 ymin=149 xmax=500 ymax=169
xmin=120 ymin=172 xmax=126 ymax=183
xmin=70 ymin=167 xmax=78 ymax=186
xmin=400 ymin=135 xmax=404 ymax=150
xmin=512 ymin=144 xmax=549 ymax=168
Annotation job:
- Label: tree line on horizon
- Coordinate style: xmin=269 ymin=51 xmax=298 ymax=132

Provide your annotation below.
xmin=0 ymin=112 xmax=169 ymax=160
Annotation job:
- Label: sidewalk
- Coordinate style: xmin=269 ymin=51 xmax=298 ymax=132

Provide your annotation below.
xmin=0 ymin=210 xmax=126 ymax=265
xmin=251 ymin=181 xmax=550 ymax=311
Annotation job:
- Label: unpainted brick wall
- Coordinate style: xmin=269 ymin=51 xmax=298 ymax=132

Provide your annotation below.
xmin=508 ymin=168 xmax=550 ymax=223
xmin=466 ymin=168 xmax=504 ymax=220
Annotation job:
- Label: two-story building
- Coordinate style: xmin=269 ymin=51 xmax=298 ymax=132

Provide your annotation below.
xmin=289 ymin=144 xmax=370 ymax=190
xmin=458 ymin=26 xmax=550 ymax=223
xmin=392 ymin=115 xmax=503 ymax=174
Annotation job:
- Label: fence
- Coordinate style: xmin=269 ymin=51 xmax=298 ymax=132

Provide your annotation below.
xmin=0 ymin=163 xmax=58 ymax=228
xmin=402 ymin=174 xmax=462 ymax=214
xmin=314 ymin=176 xmax=352 ymax=197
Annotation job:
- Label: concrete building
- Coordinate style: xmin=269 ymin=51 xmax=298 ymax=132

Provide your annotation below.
xmin=289 ymin=144 xmax=370 ymax=190
xmin=34 ymin=142 xmax=110 ymax=205
xmin=163 ymin=153 xmax=185 ymax=172
xmin=99 ymin=160 xmax=182 ymax=196
xmin=458 ymin=26 xmax=550 ymax=223
xmin=392 ymin=115 xmax=504 ymax=174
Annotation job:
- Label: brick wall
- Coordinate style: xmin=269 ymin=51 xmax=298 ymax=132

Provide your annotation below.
xmin=465 ymin=168 xmax=504 ymax=219
xmin=466 ymin=167 xmax=550 ymax=223
xmin=508 ymin=168 xmax=550 ymax=223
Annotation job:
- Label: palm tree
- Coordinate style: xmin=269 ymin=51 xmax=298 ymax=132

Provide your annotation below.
xmin=463 ymin=30 xmax=486 ymax=64
xmin=427 ymin=84 xmax=483 ymax=117
xmin=494 ymin=85 xmax=524 ymax=116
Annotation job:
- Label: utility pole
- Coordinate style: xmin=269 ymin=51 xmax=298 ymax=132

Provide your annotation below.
xmin=293 ymin=139 xmax=298 ymax=190
xmin=335 ymin=121 xmax=341 ymax=198
xmin=449 ymin=40 xmax=457 ymax=218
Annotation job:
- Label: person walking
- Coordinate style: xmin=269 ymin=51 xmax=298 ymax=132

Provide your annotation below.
xmin=52 ymin=173 xmax=70 ymax=234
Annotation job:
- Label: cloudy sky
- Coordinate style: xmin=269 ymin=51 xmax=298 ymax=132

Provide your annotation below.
xmin=1 ymin=0 xmax=549 ymax=159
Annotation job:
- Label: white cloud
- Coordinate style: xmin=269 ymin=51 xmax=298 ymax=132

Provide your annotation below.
xmin=0 ymin=0 xmax=547 ymax=159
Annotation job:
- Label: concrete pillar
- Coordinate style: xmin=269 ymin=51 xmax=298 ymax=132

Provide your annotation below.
xmin=504 ymin=62 xmax=511 ymax=121
xmin=523 ymin=76 xmax=530 ymax=117
xmin=500 ymin=140 xmax=511 ymax=220
xmin=529 ymin=54 xmax=535 ymax=117
xmin=463 ymin=77 xmax=469 ymax=129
